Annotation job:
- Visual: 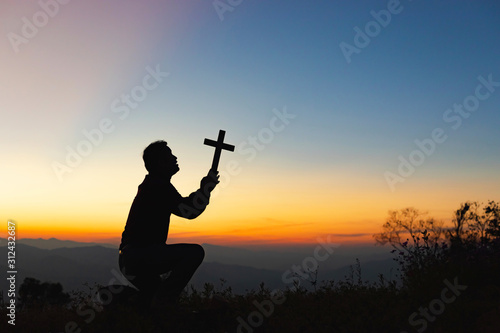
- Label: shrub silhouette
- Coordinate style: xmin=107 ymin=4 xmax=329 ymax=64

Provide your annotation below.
xmin=2 ymin=201 xmax=499 ymax=332
xmin=374 ymin=201 xmax=500 ymax=332
xmin=18 ymin=277 xmax=70 ymax=309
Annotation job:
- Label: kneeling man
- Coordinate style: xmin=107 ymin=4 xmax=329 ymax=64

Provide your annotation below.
xmin=119 ymin=140 xmax=218 ymax=305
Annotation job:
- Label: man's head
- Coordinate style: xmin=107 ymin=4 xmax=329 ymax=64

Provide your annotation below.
xmin=143 ymin=140 xmax=179 ymax=177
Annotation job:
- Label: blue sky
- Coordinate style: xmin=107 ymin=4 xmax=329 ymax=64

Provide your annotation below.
xmin=1 ymin=0 xmax=499 ymax=244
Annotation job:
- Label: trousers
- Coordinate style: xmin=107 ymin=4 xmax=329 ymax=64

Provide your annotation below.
xmin=119 ymin=243 xmax=204 ymax=301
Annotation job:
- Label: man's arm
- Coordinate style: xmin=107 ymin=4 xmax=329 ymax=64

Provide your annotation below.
xmin=172 ymin=170 xmax=220 ymax=219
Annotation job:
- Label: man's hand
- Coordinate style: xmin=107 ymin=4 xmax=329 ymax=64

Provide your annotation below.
xmin=200 ymin=170 xmax=220 ymax=194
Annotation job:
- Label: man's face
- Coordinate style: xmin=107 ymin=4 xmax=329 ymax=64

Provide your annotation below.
xmin=158 ymin=147 xmax=179 ymax=176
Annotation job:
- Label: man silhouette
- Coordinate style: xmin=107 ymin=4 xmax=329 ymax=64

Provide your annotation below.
xmin=119 ymin=140 xmax=219 ymax=305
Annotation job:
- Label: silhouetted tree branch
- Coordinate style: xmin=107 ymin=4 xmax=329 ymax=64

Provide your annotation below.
xmin=373 ymin=207 xmax=443 ymax=253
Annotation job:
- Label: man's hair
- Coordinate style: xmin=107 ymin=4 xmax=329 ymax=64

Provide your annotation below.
xmin=143 ymin=140 xmax=168 ymax=173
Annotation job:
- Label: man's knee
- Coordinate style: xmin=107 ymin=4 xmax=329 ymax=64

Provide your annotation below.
xmin=193 ymin=244 xmax=205 ymax=263
xmin=133 ymin=274 xmax=161 ymax=292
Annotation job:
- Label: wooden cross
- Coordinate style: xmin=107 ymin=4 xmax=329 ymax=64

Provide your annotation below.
xmin=204 ymin=130 xmax=235 ymax=172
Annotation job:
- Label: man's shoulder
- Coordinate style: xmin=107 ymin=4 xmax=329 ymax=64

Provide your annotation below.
xmin=141 ymin=175 xmax=171 ymax=187
xmin=139 ymin=175 xmax=179 ymax=196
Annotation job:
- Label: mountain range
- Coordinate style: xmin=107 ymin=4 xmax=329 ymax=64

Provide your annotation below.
xmin=0 ymin=238 xmax=398 ymax=296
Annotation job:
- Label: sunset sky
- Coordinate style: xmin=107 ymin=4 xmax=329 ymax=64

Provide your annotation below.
xmin=1 ymin=0 xmax=499 ymax=247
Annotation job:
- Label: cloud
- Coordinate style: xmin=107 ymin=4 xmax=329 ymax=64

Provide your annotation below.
xmin=328 ymin=233 xmax=373 ymax=238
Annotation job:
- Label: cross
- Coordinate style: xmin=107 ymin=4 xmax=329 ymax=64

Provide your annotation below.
xmin=204 ymin=130 xmax=235 ymax=172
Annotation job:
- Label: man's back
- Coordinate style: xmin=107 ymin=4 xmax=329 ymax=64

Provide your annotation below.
xmin=120 ymin=175 xmax=182 ymax=250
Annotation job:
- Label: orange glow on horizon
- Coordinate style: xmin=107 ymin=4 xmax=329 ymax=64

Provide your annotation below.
xmin=3 ymin=219 xmax=378 ymax=248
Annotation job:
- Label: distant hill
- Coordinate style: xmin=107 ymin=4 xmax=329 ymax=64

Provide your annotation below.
xmin=0 ymin=244 xmax=288 ymax=294
xmin=0 ymin=237 xmax=117 ymax=250
xmin=202 ymin=243 xmax=393 ymax=271
xmin=0 ymin=238 xmax=398 ymax=295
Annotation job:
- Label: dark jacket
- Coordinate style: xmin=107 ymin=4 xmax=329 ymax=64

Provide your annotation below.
xmin=119 ymin=175 xmax=209 ymax=250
